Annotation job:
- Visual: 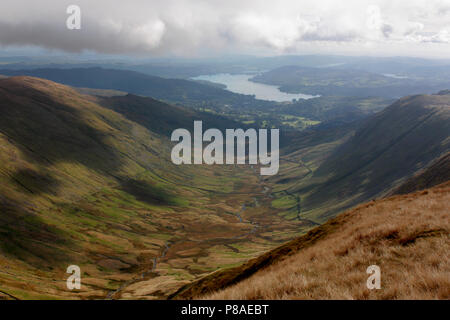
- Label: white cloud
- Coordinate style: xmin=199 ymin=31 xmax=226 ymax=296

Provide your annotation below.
xmin=0 ymin=0 xmax=449 ymax=57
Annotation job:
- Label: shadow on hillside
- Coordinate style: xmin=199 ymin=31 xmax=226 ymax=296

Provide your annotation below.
xmin=0 ymin=195 xmax=74 ymax=266
xmin=0 ymin=79 xmax=125 ymax=176
xmin=99 ymin=94 xmax=245 ymax=138
xmin=9 ymin=168 xmax=60 ymax=195
xmin=0 ymin=79 xmax=129 ymax=261
xmin=118 ymin=178 xmax=178 ymax=206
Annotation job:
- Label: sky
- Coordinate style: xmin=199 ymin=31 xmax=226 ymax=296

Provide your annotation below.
xmin=0 ymin=0 xmax=450 ymax=58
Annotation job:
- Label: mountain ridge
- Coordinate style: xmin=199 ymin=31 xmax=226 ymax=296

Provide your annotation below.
xmin=296 ymin=92 xmax=450 ymax=221
xmin=0 ymin=67 xmax=271 ymax=109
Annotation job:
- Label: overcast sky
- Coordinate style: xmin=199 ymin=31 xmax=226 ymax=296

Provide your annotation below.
xmin=1 ymin=0 xmax=450 ymax=58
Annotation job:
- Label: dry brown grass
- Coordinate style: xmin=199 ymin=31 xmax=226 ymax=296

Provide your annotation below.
xmin=204 ymin=182 xmax=450 ymax=300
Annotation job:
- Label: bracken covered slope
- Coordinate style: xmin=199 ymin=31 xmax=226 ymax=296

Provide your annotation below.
xmin=171 ymin=181 xmax=449 ymax=300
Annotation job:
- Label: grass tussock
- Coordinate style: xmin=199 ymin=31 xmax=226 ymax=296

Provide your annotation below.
xmin=203 ymin=182 xmax=450 ymax=300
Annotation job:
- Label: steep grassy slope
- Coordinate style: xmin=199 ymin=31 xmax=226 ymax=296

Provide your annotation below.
xmin=0 ymin=76 xmax=188 ymax=298
xmin=0 ymin=76 xmax=310 ymax=300
xmin=0 ymin=76 xmax=164 ymax=201
xmin=272 ymin=92 xmax=450 ymax=223
xmin=390 ymin=152 xmax=450 ymax=195
xmin=171 ymin=181 xmax=449 ymax=300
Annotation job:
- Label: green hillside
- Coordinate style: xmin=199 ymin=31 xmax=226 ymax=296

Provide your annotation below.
xmin=0 ymin=76 xmax=448 ymax=300
xmin=271 ymin=92 xmax=450 ymax=222
xmin=99 ymin=94 xmax=243 ymax=137
xmin=0 ymin=76 xmax=308 ymax=299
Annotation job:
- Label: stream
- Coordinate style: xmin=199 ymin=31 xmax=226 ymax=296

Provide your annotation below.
xmin=106 ymin=175 xmax=272 ymax=299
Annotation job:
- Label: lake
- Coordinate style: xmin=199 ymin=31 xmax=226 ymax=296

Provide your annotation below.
xmin=192 ymin=73 xmax=319 ymax=102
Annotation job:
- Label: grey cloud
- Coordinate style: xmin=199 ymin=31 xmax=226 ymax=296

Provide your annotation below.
xmin=0 ymin=0 xmax=449 ymax=56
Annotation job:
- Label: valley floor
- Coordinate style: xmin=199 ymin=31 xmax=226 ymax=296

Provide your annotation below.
xmin=201 ymin=182 xmax=450 ymax=300
xmin=0 ymin=163 xmax=316 ymax=300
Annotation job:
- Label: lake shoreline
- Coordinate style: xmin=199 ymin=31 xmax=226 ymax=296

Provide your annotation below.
xmin=191 ymin=73 xmax=320 ymax=102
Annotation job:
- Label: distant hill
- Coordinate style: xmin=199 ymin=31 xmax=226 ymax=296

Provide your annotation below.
xmin=98 ymin=94 xmax=243 ymax=137
xmin=252 ymin=65 xmax=450 ymax=98
xmin=171 ymin=181 xmax=449 ymax=300
xmin=277 ymin=95 xmax=391 ymax=124
xmin=0 ymin=67 xmax=269 ymax=109
xmin=75 ymin=87 xmax=128 ymax=97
